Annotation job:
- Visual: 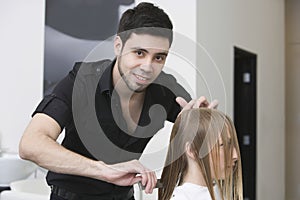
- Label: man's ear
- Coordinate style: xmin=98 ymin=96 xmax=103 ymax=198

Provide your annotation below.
xmin=185 ymin=142 xmax=196 ymax=160
xmin=114 ymin=36 xmax=123 ymax=56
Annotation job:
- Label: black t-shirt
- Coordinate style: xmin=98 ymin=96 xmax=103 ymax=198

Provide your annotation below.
xmin=33 ymin=59 xmax=191 ymax=195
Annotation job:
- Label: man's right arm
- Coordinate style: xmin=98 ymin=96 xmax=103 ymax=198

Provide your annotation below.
xmin=19 ymin=113 xmax=103 ymax=179
xmin=19 ymin=113 xmax=157 ymax=194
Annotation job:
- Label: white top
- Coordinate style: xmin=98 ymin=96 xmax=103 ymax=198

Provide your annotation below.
xmin=170 ymin=183 xmax=221 ymax=200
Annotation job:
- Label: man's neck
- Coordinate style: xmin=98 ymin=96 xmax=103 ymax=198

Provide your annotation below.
xmin=112 ymin=60 xmax=146 ymax=133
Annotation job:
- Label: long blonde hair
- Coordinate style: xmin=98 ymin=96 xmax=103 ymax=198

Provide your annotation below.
xmin=158 ymin=108 xmax=243 ymax=200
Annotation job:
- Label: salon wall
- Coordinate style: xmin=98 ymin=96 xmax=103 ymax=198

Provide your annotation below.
xmin=285 ymin=0 xmax=300 ymax=199
xmin=197 ymin=0 xmax=285 ymax=200
xmin=0 ymin=0 xmax=45 ymax=153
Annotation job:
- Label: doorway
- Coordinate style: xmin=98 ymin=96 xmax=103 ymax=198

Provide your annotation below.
xmin=234 ymin=46 xmax=257 ymax=200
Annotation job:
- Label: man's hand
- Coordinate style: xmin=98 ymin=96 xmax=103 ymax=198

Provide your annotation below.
xmin=100 ymin=160 xmax=157 ymax=194
xmin=176 ymin=96 xmax=219 ymax=114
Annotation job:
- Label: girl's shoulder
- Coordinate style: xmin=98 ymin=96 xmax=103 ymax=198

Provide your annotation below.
xmin=170 ymin=183 xmax=212 ymax=200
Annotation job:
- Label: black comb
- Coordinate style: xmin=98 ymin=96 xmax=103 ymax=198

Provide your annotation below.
xmin=138 ymin=179 xmax=163 ymax=190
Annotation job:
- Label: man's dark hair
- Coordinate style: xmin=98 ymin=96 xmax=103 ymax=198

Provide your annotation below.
xmin=117 ymin=2 xmax=173 ymax=46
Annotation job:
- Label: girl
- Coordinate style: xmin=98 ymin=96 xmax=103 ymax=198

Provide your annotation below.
xmin=158 ymin=108 xmax=243 ymax=200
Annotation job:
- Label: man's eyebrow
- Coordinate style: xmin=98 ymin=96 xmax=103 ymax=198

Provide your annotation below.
xmin=130 ymin=47 xmax=168 ymax=56
xmin=156 ymin=52 xmax=168 ymax=56
xmin=131 ymin=47 xmax=149 ymax=53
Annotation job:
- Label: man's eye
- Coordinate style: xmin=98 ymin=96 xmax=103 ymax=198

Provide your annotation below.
xmin=155 ymin=55 xmax=165 ymax=61
xmin=135 ymin=50 xmax=143 ymax=56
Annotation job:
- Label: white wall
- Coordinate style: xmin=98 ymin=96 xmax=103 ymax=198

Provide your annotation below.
xmin=197 ymin=0 xmax=285 ymax=200
xmin=285 ymin=0 xmax=300 ymax=199
xmin=0 ymin=0 xmax=45 ymax=153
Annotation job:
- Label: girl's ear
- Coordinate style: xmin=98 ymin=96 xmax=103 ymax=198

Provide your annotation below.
xmin=185 ymin=142 xmax=196 ymax=160
xmin=114 ymin=36 xmax=123 ymax=56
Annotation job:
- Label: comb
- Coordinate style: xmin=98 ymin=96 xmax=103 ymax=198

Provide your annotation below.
xmin=138 ymin=179 xmax=163 ymax=190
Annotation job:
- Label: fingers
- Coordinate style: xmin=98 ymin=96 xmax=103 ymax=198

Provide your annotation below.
xmin=177 ymin=96 xmax=219 ymax=112
xmin=176 ymin=97 xmax=188 ymax=108
xmin=181 ymin=96 xmax=208 ymax=112
xmin=208 ymin=99 xmax=219 ymax=109
xmin=131 ymin=176 xmax=143 ymax=185
xmin=129 ymin=160 xmax=156 ymax=194
xmin=181 ymin=99 xmax=196 ymax=111
xmin=193 ymin=96 xmax=209 ymax=108
xmin=140 ymin=169 xmax=157 ymax=194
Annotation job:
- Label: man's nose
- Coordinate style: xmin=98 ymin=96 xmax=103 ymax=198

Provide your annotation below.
xmin=140 ymin=58 xmax=153 ymax=73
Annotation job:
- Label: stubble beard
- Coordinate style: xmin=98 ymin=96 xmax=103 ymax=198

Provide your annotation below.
xmin=117 ymin=58 xmax=146 ymax=93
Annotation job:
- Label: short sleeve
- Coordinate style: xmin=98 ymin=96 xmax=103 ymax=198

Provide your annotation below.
xmin=32 ymin=94 xmax=72 ymax=130
xmin=32 ymin=63 xmax=81 ymax=130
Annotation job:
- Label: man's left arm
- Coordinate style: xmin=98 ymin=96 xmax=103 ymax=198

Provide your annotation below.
xmin=156 ymin=71 xmax=218 ymax=120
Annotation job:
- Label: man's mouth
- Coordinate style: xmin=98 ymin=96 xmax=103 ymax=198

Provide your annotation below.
xmin=133 ymin=73 xmax=151 ymax=84
xmin=135 ymin=74 xmax=147 ymax=81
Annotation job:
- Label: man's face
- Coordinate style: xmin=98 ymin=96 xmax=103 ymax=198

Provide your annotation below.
xmin=114 ymin=33 xmax=170 ymax=92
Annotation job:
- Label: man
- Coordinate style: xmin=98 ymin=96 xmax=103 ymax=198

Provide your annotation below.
xmin=19 ymin=2 xmax=217 ymax=200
